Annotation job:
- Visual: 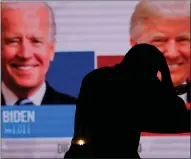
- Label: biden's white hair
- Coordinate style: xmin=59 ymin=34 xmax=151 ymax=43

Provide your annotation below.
xmin=1 ymin=2 xmax=56 ymax=42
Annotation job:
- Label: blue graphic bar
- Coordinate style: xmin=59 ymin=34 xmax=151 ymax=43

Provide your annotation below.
xmin=1 ymin=105 xmax=76 ymax=138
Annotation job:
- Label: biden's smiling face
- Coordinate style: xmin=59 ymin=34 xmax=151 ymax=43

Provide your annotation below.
xmin=1 ymin=5 xmax=55 ymax=89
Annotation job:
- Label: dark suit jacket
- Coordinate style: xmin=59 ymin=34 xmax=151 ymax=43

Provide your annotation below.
xmin=65 ymin=65 xmax=190 ymax=158
xmin=1 ymin=82 xmax=77 ymax=105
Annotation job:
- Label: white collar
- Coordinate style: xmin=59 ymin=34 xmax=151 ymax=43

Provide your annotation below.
xmin=1 ymin=82 xmax=46 ymax=105
xmin=179 ymin=93 xmax=187 ymax=103
xmin=178 ymin=81 xmax=187 ymax=103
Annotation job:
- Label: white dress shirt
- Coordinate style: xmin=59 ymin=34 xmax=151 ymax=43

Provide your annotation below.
xmin=178 ymin=81 xmax=187 ymax=103
xmin=1 ymin=82 xmax=46 ymax=105
xmin=179 ymin=93 xmax=187 ymax=103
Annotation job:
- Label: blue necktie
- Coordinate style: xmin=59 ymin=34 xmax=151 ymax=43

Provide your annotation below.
xmin=15 ymin=99 xmax=33 ymax=105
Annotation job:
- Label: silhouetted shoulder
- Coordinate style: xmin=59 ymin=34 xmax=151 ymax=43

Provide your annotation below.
xmin=81 ymin=66 xmax=115 ymax=86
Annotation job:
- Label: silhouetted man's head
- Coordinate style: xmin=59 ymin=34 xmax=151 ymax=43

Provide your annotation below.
xmin=121 ymin=43 xmax=166 ymax=79
xmin=121 ymin=43 xmax=175 ymax=95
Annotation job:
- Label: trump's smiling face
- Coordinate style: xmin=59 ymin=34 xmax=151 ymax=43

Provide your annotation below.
xmin=131 ymin=17 xmax=190 ymax=86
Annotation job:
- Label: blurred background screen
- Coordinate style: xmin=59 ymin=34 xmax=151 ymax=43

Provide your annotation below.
xmin=1 ymin=1 xmax=190 ymax=158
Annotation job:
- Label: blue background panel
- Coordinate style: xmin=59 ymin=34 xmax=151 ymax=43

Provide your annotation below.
xmin=46 ymin=51 xmax=95 ymax=97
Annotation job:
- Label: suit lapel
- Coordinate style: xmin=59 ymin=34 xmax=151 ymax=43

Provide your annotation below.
xmin=41 ymin=82 xmax=56 ymax=105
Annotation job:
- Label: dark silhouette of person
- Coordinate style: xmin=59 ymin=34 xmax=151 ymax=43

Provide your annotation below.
xmin=64 ymin=44 xmax=190 ymax=158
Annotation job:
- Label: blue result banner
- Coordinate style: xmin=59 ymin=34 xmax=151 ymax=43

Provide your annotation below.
xmin=1 ymin=105 xmax=76 ymax=138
